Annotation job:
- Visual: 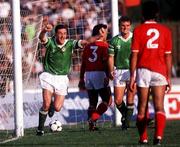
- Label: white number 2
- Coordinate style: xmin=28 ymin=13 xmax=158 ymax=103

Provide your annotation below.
xmin=146 ymin=28 xmax=159 ymax=49
xmin=88 ymin=46 xmax=98 ymax=62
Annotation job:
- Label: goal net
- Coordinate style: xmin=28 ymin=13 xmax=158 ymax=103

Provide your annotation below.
xmin=0 ymin=0 xmax=115 ymax=142
xmin=0 ymin=7 xmax=43 ymax=141
xmin=0 ymin=13 xmax=43 ymax=91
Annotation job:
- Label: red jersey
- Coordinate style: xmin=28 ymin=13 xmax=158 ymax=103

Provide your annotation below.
xmin=131 ymin=21 xmax=172 ymax=77
xmin=82 ymin=41 xmax=108 ymax=71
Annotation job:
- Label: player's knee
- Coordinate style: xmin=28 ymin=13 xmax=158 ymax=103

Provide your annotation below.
xmin=99 ymin=88 xmax=112 ymax=102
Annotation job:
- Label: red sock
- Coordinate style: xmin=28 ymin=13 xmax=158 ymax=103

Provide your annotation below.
xmin=91 ymin=103 xmax=108 ymax=121
xmin=137 ymin=115 xmax=148 ymax=142
xmin=155 ymin=112 xmax=166 ymax=139
xmin=91 ymin=111 xmax=100 ymax=121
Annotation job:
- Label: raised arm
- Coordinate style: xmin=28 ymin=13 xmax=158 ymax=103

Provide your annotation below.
xmin=39 ymin=24 xmax=53 ymax=44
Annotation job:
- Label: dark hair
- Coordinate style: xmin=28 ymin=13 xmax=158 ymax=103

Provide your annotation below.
xmin=92 ymin=24 xmax=107 ymax=36
xmin=142 ymin=1 xmax=159 ymax=20
xmin=55 ymin=24 xmax=68 ymax=33
xmin=119 ymin=16 xmax=132 ymax=25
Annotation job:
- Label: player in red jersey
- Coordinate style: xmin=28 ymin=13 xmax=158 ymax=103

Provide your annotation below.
xmin=130 ymin=1 xmax=172 ymax=145
xmin=78 ymin=24 xmax=112 ymax=131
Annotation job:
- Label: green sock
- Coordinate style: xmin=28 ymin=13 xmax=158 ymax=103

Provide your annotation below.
xmin=38 ymin=108 xmax=48 ymax=131
xmin=125 ymin=104 xmax=134 ymax=127
xmin=116 ymin=101 xmax=127 ymax=117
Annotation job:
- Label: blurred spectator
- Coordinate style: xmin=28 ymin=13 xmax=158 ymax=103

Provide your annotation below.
xmin=31 ymin=58 xmax=43 ymax=78
xmin=61 ymin=2 xmax=75 ymax=20
xmin=0 ymin=0 xmax=112 ymax=89
xmin=0 ymin=0 xmax=10 ymax=20
xmin=24 ymin=18 xmax=36 ymax=41
xmin=0 ymin=24 xmax=12 ymax=46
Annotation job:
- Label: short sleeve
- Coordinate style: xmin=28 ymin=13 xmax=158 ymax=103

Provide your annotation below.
xmin=45 ymin=37 xmax=51 ymax=48
xmin=108 ymin=39 xmax=115 ymax=55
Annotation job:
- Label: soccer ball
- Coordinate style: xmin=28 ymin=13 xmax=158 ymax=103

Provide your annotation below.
xmin=49 ymin=120 xmax=62 ymax=132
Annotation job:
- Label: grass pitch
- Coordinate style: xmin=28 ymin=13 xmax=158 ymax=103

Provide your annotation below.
xmin=1 ymin=120 xmax=180 ymax=146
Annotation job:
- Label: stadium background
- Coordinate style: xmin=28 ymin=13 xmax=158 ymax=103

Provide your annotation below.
xmin=1 ymin=0 xmax=179 ymax=91
xmin=21 ymin=0 xmax=180 ymax=81
xmin=0 ymin=0 xmax=180 ymax=144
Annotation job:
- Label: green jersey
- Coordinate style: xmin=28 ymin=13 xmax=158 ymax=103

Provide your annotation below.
xmin=108 ymin=32 xmax=132 ymax=69
xmin=43 ymin=37 xmax=78 ymax=75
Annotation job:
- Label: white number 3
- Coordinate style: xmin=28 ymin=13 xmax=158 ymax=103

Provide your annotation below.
xmin=88 ymin=46 xmax=98 ymax=62
xmin=147 ymin=28 xmax=159 ymax=49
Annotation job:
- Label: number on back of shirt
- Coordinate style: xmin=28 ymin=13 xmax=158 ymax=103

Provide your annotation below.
xmin=88 ymin=46 xmax=98 ymax=62
xmin=146 ymin=28 xmax=159 ymax=49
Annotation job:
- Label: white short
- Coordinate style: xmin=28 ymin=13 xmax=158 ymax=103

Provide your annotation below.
xmin=136 ymin=68 xmax=168 ymax=87
xmin=85 ymin=71 xmax=108 ymax=90
xmin=39 ymin=72 xmax=69 ymax=95
xmin=113 ymin=69 xmax=130 ymax=87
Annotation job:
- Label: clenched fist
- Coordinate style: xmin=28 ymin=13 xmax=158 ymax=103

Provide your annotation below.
xmin=44 ymin=24 xmax=53 ymax=32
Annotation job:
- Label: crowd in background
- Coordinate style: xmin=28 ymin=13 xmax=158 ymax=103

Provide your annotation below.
xmin=21 ymin=0 xmax=112 ymax=84
xmin=0 ymin=0 xmax=112 ymax=96
xmin=0 ymin=0 xmax=179 ymax=97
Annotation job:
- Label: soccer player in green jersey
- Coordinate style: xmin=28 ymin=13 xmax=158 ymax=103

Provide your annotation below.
xmin=36 ymin=23 xmax=88 ymax=136
xmin=108 ymin=16 xmax=136 ymax=130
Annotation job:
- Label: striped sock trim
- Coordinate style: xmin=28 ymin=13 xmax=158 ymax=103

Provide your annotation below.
xmin=127 ymin=105 xmax=134 ymax=109
xmin=40 ymin=108 xmax=48 ymax=115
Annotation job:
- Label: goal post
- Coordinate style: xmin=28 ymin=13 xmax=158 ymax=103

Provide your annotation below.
xmin=12 ymin=0 xmax=24 ymax=137
xmin=0 ymin=1 xmax=43 ymax=141
xmin=111 ymin=0 xmax=122 ymax=126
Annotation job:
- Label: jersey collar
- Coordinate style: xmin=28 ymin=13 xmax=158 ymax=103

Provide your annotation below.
xmin=118 ymin=32 xmax=132 ymax=42
xmin=55 ymin=39 xmax=68 ymax=48
xmin=144 ymin=21 xmax=157 ymax=24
